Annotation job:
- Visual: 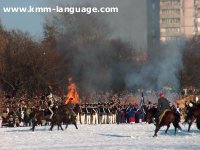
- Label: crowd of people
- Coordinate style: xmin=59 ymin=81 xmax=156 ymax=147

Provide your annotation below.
xmin=0 ymin=88 xmax=198 ymax=128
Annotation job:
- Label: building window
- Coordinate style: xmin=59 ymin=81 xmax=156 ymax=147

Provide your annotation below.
xmin=165 ymin=27 xmax=180 ymax=32
xmin=161 ymin=18 xmax=180 ymax=23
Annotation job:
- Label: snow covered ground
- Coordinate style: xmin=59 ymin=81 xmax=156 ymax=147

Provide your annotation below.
xmin=0 ymin=123 xmax=199 ymax=150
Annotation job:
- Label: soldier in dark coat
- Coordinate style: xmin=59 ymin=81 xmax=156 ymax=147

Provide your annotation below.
xmin=66 ymin=98 xmax=74 ymax=109
xmin=157 ymin=93 xmax=171 ymax=116
xmin=66 ymin=98 xmax=76 ymax=117
xmin=8 ymin=115 xmax=15 ymax=127
xmin=47 ymin=94 xmax=54 ymax=119
xmin=154 ymin=93 xmax=171 ymax=124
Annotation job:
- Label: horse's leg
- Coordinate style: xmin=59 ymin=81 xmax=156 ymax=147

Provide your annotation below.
xmin=31 ymin=122 xmax=35 ymax=131
xmin=59 ymin=124 xmax=64 ymax=131
xmin=31 ymin=119 xmax=37 ymax=131
xmin=188 ymin=117 xmax=195 ymax=132
xmin=174 ymin=112 xmax=182 ymax=132
xmin=49 ymin=123 xmax=54 ymax=131
xmin=39 ymin=120 xmax=42 ymax=126
xmin=65 ymin=124 xmax=68 ymax=129
xmin=57 ymin=121 xmax=63 ymax=131
xmin=153 ymin=125 xmax=161 ymax=137
xmin=178 ymin=123 xmax=182 ymax=131
xmin=73 ymin=122 xmax=78 ymax=129
xmin=173 ymin=123 xmax=177 ymax=135
xmin=173 ymin=121 xmax=182 ymax=135
xmin=165 ymin=124 xmax=170 ymax=134
xmin=188 ymin=120 xmax=193 ymax=132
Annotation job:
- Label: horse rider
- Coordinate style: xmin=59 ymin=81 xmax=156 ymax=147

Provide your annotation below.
xmin=66 ymin=98 xmax=76 ymax=117
xmin=147 ymin=101 xmax=153 ymax=110
xmin=195 ymin=96 xmax=200 ymax=105
xmin=176 ymin=104 xmax=182 ymax=114
xmin=47 ymin=93 xmax=54 ymax=119
xmin=155 ymin=93 xmax=171 ymax=124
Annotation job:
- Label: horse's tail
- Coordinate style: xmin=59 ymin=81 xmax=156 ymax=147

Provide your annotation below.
xmin=196 ymin=117 xmax=200 ymax=130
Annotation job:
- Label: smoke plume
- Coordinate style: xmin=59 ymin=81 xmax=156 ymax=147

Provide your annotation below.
xmin=46 ymin=0 xmax=185 ymax=92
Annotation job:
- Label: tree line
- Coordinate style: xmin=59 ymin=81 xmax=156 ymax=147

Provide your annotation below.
xmin=0 ymin=13 xmax=200 ymax=98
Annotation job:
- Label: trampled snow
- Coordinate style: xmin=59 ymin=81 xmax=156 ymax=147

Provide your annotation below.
xmin=0 ymin=123 xmax=199 ymax=150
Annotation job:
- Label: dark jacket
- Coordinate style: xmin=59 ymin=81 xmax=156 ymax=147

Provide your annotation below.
xmin=66 ymin=102 xmax=74 ymax=109
xmin=157 ymin=97 xmax=170 ymax=115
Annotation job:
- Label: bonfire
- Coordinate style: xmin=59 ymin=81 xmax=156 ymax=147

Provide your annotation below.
xmin=65 ymin=77 xmax=79 ymax=104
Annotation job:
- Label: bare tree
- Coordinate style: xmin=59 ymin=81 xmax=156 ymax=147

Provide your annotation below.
xmin=0 ymin=25 xmax=64 ymax=97
xmin=181 ymin=36 xmax=200 ymax=88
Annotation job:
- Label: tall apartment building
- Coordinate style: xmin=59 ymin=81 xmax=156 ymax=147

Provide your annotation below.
xmin=194 ymin=0 xmax=200 ymax=34
xmin=147 ymin=0 xmax=160 ymax=57
xmin=160 ymin=0 xmax=200 ymax=42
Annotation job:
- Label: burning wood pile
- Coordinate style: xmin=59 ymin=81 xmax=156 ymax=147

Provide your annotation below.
xmin=65 ymin=77 xmax=79 ymax=104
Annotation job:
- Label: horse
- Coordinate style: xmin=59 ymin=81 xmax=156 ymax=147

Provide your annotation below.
xmin=49 ymin=106 xmax=65 ymax=131
xmin=184 ymin=103 xmax=200 ymax=131
xmin=30 ymin=109 xmax=51 ymax=131
xmin=49 ymin=105 xmax=78 ymax=131
xmin=146 ymin=107 xmax=182 ymax=137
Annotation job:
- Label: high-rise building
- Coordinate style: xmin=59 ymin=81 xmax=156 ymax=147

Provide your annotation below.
xmin=160 ymin=0 xmax=182 ymax=42
xmin=104 ymin=0 xmax=160 ymax=53
xmin=106 ymin=0 xmax=161 ymax=56
xmin=147 ymin=0 xmax=160 ymax=56
xmin=194 ymin=0 xmax=200 ymax=35
xmin=160 ymin=0 xmax=200 ymax=42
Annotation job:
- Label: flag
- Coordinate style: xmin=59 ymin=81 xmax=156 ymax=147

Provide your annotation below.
xmin=140 ymin=92 xmax=145 ymax=109
xmin=140 ymin=92 xmax=146 ymax=121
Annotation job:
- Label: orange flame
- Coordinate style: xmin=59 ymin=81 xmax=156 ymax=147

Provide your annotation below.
xmin=65 ymin=77 xmax=79 ymax=104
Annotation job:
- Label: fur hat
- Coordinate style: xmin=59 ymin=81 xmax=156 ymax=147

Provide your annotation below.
xmin=159 ymin=93 xmax=164 ymax=98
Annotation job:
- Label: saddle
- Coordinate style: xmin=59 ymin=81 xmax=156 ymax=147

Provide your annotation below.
xmin=159 ymin=109 xmax=171 ymax=124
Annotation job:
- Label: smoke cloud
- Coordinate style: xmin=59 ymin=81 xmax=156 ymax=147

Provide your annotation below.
xmin=46 ymin=0 xmax=185 ymax=92
xmin=125 ymin=41 xmax=185 ymax=90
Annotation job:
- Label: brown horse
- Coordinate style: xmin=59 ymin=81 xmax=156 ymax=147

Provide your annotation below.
xmin=30 ymin=109 xmax=51 ymax=131
xmin=49 ymin=105 xmax=78 ymax=131
xmin=146 ymin=107 xmax=182 ymax=137
xmin=184 ymin=103 xmax=200 ymax=132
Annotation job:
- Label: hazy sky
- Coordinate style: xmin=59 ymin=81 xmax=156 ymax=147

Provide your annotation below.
xmin=0 ymin=0 xmax=148 ymax=49
xmin=0 ymin=0 xmax=95 ymax=34
xmin=0 ymin=0 xmax=49 ymax=38
xmin=0 ymin=0 xmax=103 ymax=38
